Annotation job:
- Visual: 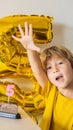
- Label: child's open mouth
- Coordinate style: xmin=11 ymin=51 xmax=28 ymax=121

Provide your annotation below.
xmin=56 ymin=75 xmax=64 ymax=82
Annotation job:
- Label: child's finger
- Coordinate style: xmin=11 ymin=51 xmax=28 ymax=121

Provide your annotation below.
xmin=12 ymin=35 xmax=20 ymax=42
xmin=18 ymin=25 xmax=24 ymax=37
xmin=29 ymin=24 xmax=33 ymax=38
xmin=24 ymin=22 xmax=29 ymax=35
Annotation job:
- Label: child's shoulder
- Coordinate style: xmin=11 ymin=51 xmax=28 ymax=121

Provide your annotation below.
xmin=42 ymin=80 xmax=57 ymax=98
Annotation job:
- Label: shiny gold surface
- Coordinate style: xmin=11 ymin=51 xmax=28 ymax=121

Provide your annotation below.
xmin=0 ymin=14 xmax=53 ymax=87
xmin=0 ymin=14 xmax=53 ymax=43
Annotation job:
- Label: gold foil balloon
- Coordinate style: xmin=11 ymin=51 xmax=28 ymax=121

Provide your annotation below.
xmin=0 ymin=14 xmax=53 ymax=118
xmin=0 ymin=14 xmax=53 ymax=87
xmin=0 ymin=14 xmax=53 ymax=43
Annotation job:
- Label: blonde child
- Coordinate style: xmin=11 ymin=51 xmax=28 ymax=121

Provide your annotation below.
xmin=12 ymin=22 xmax=73 ymax=130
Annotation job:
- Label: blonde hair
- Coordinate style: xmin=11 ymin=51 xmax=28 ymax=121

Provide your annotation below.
xmin=41 ymin=45 xmax=73 ymax=70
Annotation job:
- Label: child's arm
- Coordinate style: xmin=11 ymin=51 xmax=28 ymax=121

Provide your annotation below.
xmin=12 ymin=22 xmax=48 ymax=88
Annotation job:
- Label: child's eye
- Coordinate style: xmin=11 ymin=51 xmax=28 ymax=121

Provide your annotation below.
xmin=47 ymin=66 xmax=52 ymax=70
xmin=58 ymin=61 xmax=63 ymax=65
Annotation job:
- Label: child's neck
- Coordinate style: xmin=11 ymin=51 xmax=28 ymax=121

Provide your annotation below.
xmin=59 ymin=85 xmax=73 ymax=98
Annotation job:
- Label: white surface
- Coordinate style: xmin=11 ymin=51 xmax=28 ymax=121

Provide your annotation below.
xmin=0 ymin=107 xmax=41 ymax=130
xmin=0 ymin=0 xmax=73 ymax=51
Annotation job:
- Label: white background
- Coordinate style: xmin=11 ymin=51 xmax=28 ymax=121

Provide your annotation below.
xmin=0 ymin=0 xmax=73 ymax=51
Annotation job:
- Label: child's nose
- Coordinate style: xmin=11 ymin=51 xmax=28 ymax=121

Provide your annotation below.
xmin=53 ymin=66 xmax=58 ymax=73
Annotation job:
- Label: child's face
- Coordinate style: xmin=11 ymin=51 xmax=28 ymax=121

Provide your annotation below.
xmin=46 ymin=55 xmax=73 ymax=90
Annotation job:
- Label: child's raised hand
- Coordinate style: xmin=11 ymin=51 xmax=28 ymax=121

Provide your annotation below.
xmin=12 ymin=22 xmax=40 ymax=53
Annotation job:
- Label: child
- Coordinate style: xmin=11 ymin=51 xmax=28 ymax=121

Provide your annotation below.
xmin=12 ymin=22 xmax=73 ymax=130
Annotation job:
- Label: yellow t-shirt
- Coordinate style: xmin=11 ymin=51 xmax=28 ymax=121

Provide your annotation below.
xmin=39 ymin=81 xmax=73 ymax=130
